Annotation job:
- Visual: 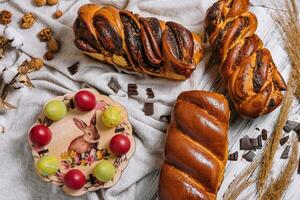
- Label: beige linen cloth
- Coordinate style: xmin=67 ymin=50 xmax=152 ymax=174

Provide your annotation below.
xmin=0 ymin=0 xmax=299 ymax=200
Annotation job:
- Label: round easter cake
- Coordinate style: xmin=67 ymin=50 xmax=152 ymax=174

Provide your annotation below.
xmin=28 ymin=89 xmax=135 ymax=196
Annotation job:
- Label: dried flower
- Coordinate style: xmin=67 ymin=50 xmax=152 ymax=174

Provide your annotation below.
xmin=47 ymin=38 xmax=60 ymax=53
xmin=0 ymin=98 xmax=16 ymax=110
xmin=21 ymin=13 xmax=36 ymax=29
xmin=44 ymin=51 xmax=54 ymax=60
xmin=0 ymin=10 xmax=12 ymax=25
xmin=34 ymin=0 xmax=46 ymax=7
xmin=38 ymin=28 xmax=52 ymax=41
xmin=54 ymin=10 xmax=63 ymax=18
xmin=47 ymin=0 xmax=58 ymax=6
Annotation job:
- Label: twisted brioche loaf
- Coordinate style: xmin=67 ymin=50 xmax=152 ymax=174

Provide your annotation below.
xmin=159 ymin=91 xmax=230 ymax=200
xmin=204 ymin=0 xmax=287 ymax=118
xmin=73 ymin=4 xmax=203 ymax=80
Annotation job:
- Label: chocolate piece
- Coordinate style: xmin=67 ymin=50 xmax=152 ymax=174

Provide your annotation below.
xmin=143 ymin=102 xmax=154 ymax=116
xmin=68 ymin=62 xmax=79 ymax=75
xmin=294 ymin=123 xmax=300 ymax=141
xmin=280 ymin=135 xmax=289 ymax=146
xmin=228 ymin=151 xmax=238 ymax=161
xmin=146 ymin=88 xmax=155 ymax=98
xmin=281 ymin=145 xmax=291 ymax=159
xmin=108 ymin=78 xmax=121 ymax=94
xmin=242 ymin=150 xmax=255 ymax=162
xmin=250 ymin=135 xmax=262 ymax=149
xmin=283 ymin=120 xmax=298 ymax=133
xmin=261 ymin=129 xmax=268 ymax=140
xmin=128 ymin=84 xmax=138 ymax=96
xmin=115 ymin=127 xmax=125 ymax=133
xmin=255 ymin=127 xmax=260 ymax=131
xmin=240 ymin=136 xmax=252 ymax=150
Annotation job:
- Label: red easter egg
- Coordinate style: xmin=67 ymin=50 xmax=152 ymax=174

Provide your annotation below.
xmin=64 ymin=169 xmax=86 ymax=190
xmin=74 ymin=90 xmax=96 ymax=111
xmin=110 ymin=134 xmax=131 ymax=156
xmin=29 ymin=125 xmax=52 ymax=147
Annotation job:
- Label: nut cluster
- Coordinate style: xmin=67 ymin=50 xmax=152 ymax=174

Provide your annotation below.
xmin=34 ymin=0 xmax=58 ymax=6
xmin=21 ymin=13 xmax=36 ymax=29
xmin=0 ymin=10 xmax=12 ymax=25
xmin=38 ymin=28 xmax=53 ymax=41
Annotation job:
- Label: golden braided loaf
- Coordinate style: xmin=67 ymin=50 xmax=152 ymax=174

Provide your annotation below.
xmin=204 ymin=0 xmax=287 ymax=118
xmin=73 ymin=4 xmax=203 ymax=80
xmin=159 ymin=91 xmax=230 ymax=200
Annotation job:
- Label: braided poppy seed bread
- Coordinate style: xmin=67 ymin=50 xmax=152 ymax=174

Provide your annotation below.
xmin=204 ymin=0 xmax=287 ymax=118
xmin=159 ymin=91 xmax=230 ymax=200
xmin=73 ymin=4 xmax=203 ymax=80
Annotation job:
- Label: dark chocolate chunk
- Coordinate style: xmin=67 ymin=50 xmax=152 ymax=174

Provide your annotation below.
xmin=143 ymin=102 xmax=154 ymax=116
xmin=294 ymin=123 xmax=300 ymax=141
xmin=159 ymin=115 xmax=171 ymax=123
xmin=250 ymin=135 xmax=262 ymax=149
xmin=255 ymin=127 xmax=260 ymax=131
xmin=228 ymin=151 xmax=238 ymax=161
xmin=38 ymin=149 xmax=49 ymax=156
xmin=261 ymin=129 xmax=268 ymax=140
xmin=243 ymin=150 xmax=256 ymax=162
xmin=108 ymin=78 xmax=121 ymax=94
xmin=281 ymin=145 xmax=291 ymax=159
xmin=67 ymin=62 xmax=79 ymax=75
xmin=146 ymin=88 xmax=155 ymax=98
xmin=128 ymin=83 xmax=138 ymax=96
xmin=283 ymin=120 xmax=298 ymax=133
xmin=280 ymin=135 xmax=289 ymax=146
xmin=240 ymin=136 xmax=253 ymax=150
xmin=115 ymin=127 xmax=125 ymax=133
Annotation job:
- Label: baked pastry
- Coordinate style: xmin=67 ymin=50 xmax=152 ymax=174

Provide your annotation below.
xmin=159 ymin=91 xmax=230 ymax=200
xmin=73 ymin=4 xmax=203 ymax=80
xmin=204 ymin=0 xmax=287 ymax=118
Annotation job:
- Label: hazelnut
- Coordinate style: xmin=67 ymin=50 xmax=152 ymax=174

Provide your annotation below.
xmin=47 ymin=38 xmax=60 ymax=53
xmin=34 ymin=0 xmax=46 ymax=7
xmin=44 ymin=51 xmax=54 ymax=60
xmin=54 ymin=10 xmax=63 ymax=18
xmin=47 ymin=0 xmax=58 ymax=6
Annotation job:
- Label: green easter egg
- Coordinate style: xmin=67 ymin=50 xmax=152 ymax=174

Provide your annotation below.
xmin=93 ymin=160 xmax=115 ymax=182
xmin=36 ymin=155 xmax=59 ymax=176
xmin=101 ymin=106 xmax=122 ymax=128
xmin=44 ymin=100 xmax=67 ymax=121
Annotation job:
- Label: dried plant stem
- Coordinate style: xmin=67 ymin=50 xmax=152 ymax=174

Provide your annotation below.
xmin=257 ymin=0 xmax=299 ymax=197
xmin=262 ymin=136 xmax=298 ymax=200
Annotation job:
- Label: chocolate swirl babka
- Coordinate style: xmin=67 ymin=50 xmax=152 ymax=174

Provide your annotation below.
xmin=204 ymin=0 xmax=287 ymax=118
xmin=73 ymin=4 xmax=203 ymax=80
xmin=159 ymin=91 xmax=230 ymax=200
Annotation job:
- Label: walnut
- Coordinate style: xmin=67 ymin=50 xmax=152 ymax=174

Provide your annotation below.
xmin=21 ymin=13 xmax=36 ymax=29
xmin=0 ymin=10 xmax=12 ymax=25
xmin=34 ymin=0 xmax=46 ymax=7
xmin=54 ymin=10 xmax=63 ymax=18
xmin=47 ymin=0 xmax=58 ymax=6
xmin=38 ymin=28 xmax=52 ymax=41
xmin=47 ymin=38 xmax=60 ymax=53
xmin=0 ymin=36 xmax=9 ymax=48
xmin=28 ymin=58 xmax=44 ymax=70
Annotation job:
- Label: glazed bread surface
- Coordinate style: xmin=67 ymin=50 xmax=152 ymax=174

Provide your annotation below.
xmin=204 ymin=0 xmax=287 ymax=118
xmin=73 ymin=4 xmax=203 ymax=80
xmin=159 ymin=91 xmax=230 ymax=200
